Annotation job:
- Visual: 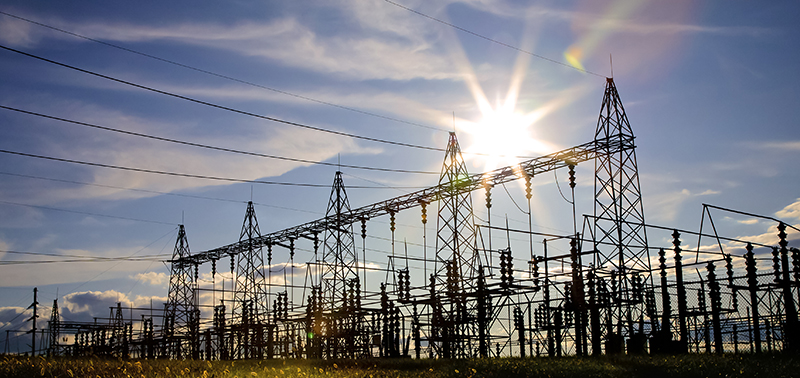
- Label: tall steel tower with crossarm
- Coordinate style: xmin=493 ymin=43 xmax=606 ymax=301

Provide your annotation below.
xmin=164 ymin=224 xmax=197 ymax=358
xmin=432 ymin=132 xmax=480 ymax=358
xmin=232 ymin=201 xmax=269 ymax=359
xmin=592 ymin=78 xmax=651 ymax=348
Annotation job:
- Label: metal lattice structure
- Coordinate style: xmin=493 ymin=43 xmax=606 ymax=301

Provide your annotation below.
xmin=230 ymin=201 xmax=270 ymax=359
xmin=37 ymin=79 xmax=800 ymax=360
xmin=163 ymin=224 xmax=197 ymax=358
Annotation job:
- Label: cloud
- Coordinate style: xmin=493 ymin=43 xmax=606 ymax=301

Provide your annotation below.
xmin=131 ymin=271 xmax=168 ymax=286
xmin=5 ymin=6 xmax=457 ymax=82
xmin=646 ymin=187 xmax=719 ymax=222
xmin=61 ymin=290 xmax=166 ymax=322
xmin=751 ymin=141 xmax=800 ymax=151
xmin=0 ymin=306 xmax=27 ymax=330
xmin=0 ymin=95 xmax=382 ymax=204
xmin=775 ymin=198 xmax=800 ymax=220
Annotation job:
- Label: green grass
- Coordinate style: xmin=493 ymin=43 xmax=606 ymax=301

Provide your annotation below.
xmin=1 ymin=353 xmax=798 ymax=378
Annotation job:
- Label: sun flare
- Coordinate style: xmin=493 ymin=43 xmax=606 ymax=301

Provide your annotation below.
xmin=460 ymin=106 xmax=551 ymax=173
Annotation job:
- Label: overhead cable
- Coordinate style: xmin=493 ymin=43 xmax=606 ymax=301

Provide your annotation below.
xmin=0 ymin=105 xmax=438 ymax=175
xmin=0 ymin=10 xmax=448 ymax=133
xmin=0 ymin=44 xmax=537 ymax=160
xmin=0 ymin=199 xmax=176 ymax=226
xmin=0 ymin=171 xmax=323 ymax=216
xmin=0 ymin=148 xmax=426 ymax=189
xmin=0 ymin=44 xmax=447 ymax=153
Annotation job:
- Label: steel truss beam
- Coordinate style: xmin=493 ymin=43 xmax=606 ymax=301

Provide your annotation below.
xmin=174 ymin=135 xmax=635 ymax=267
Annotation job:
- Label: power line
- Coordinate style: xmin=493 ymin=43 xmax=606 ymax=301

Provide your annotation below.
xmin=1 ymin=249 xmax=170 ymax=260
xmin=0 ymin=105 xmax=438 ymax=175
xmin=0 ymin=10 xmax=448 ymax=133
xmin=382 ymin=0 xmax=605 ymax=77
xmin=0 ymin=43 xmax=449 ymax=153
xmin=0 ymin=199 xmax=176 ymax=226
xmin=0 ymin=171 xmax=323 ymax=216
xmin=0 ymin=43 xmax=538 ymax=160
xmin=0 ymin=258 xmax=166 ymax=265
xmin=0 ymin=148 xmax=426 ymax=189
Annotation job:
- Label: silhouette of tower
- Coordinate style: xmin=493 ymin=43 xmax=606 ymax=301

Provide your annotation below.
xmin=592 ymin=78 xmax=650 ymax=342
xmin=319 ymin=171 xmax=361 ymax=357
xmin=433 ymin=132 xmax=479 ymax=358
xmin=47 ymin=299 xmax=59 ymax=356
xmin=232 ymin=201 xmax=269 ymax=359
xmin=164 ymin=224 xmax=196 ymax=358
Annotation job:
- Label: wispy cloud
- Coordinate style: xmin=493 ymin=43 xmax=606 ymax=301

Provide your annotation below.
xmin=776 ymin=198 xmax=800 ymax=221
xmin=646 ymin=188 xmax=720 ymax=223
xmin=131 ymin=271 xmax=168 ymax=286
xmin=1 ymin=6 xmax=458 ymax=82
xmin=61 ymin=290 xmax=166 ymax=322
xmin=749 ymin=141 xmax=800 ymax=151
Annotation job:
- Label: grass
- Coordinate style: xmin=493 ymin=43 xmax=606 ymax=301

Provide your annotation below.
xmin=1 ymin=353 xmax=798 ymax=378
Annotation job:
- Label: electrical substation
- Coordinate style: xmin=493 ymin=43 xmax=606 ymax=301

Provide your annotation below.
xmin=31 ymin=78 xmax=800 ymax=359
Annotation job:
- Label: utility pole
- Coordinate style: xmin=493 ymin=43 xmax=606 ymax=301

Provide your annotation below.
xmin=26 ymin=287 xmax=39 ymax=356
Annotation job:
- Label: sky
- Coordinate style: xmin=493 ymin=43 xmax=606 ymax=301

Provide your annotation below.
xmin=1 ymin=0 xmax=799 ymax=353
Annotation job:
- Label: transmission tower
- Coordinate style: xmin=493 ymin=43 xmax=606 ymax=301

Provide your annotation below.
xmin=591 ymin=78 xmax=651 ymax=349
xmin=433 ymin=132 xmax=480 ymax=358
xmin=232 ymin=201 xmax=269 ymax=359
xmin=164 ymin=224 xmax=196 ymax=358
xmin=319 ymin=171 xmax=362 ymax=358
xmin=47 ymin=299 xmax=59 ymax=356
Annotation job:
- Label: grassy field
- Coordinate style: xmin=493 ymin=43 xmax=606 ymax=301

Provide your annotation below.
xmin=1 ymin=353 xmax=798 ymax=378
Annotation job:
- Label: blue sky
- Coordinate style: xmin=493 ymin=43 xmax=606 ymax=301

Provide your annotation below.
xmin=1 ymin=0 xmax=799 ymax=351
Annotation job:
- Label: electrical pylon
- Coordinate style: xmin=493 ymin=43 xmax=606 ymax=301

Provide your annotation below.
xmin=47 ymin=299 xmax=59 ymax=356
xmin=319 ymin=171 xmax=362 ymax=358
xmin=232 ymin=201 xmax=269 ymax=359
xmin=164 ymin=224 xmax=196 ymax=358
xmin=433 ymin=132 xmax=480 ymax=358
xmin=591 ymin=77 xmax=651 ymax=350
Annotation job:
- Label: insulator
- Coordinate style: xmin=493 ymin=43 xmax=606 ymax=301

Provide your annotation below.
xmin=484 ymin=184 xmax=492 ymax=209
xmin=380 ymin=283 xmax=388 ymax=311
xmin=211 ymin=259 xmax=217 ymax=278
xmin=658 ymin=248 xmax=667 ymax=277
xmin=772 ymin=247 xmax=781 ymax=283
xmin=267 ymin=243 xmax=273 ymax=265
xmin=404 ymin=270 xmax=411 ymax=300
xmin=645 ymin=290 xmax=657 ymax=319
xmin=725 ymin=254 xmax=734 ymax=285
xmin=290 ymin=238 xmax=295 ymax=261
xmin=633 ymin=273 xmax=643 ymax=302
xmin=792 ymin=247 xmax=800 ymax=281
xmin=420 ymin=201 xmax=427 ymax=224
xmin=672 ymin=230 xmax=682 ymax=250
xmin=194 ymin=263 xmax=199 ymax=282
xmin=524 ymin=174 xmax=532 ymax=200
xmin=778 ymin=222 xmax=788 ymax=249
xmin=229 ymin=254 xmax=235 ymax=274
xmin=361 ymin=218 xmax=367 ymax=239
xmin=568 ymin=164 xmax=576 ymax=189
xmin=389 ymin=210 xmax=396 ymax=233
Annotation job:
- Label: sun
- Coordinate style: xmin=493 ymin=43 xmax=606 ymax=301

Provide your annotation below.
xmin=459 ymin=101 xmax=554 ymax=173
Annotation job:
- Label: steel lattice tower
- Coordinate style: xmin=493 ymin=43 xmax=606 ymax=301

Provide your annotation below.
xmin=232 ymin=201 xmax=269 ymax=359
xmin=592 ymin=78 xmax=651 ymax=345
xmin=164 ymin=224 xmax=196 ymax=358
xmin=433 ymin=132 xmax=479 ymax=358
xmin=47 ymin=299 xmax=59 ymax=356
xmin=319 ymin=171 xmax=361 ymax=358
